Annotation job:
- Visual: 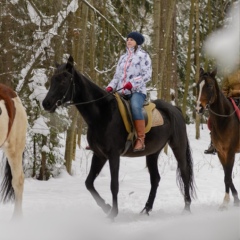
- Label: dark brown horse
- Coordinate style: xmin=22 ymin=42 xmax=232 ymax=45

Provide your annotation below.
xmin=42 ymin=55 xmax=195 ymax=219
xmin=196 ymin=68 xmax=240 ymax=209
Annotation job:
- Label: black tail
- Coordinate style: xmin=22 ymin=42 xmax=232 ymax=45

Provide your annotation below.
xmin=0 ymin=157 xmax=14 ymax=203
xmin=154 ymin=99 xmax=196 ymax=198
xmin=177 ymin=138 xmax=196 ymax=199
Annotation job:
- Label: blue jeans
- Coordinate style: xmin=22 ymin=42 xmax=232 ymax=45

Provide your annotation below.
xmin=128 ymin=92 xmax=146 ymax=120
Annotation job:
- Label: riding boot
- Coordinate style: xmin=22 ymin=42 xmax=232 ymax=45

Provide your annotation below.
xmin=133 ymin=120 xmax=145 ymax=152
xmin=204 ymin=141 xmax=216 ymax=154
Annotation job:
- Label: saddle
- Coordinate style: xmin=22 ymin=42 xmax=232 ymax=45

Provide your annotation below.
xmin=114 ymin=93 xmax=164 ymax=155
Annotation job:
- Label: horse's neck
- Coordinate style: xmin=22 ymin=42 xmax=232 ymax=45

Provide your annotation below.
xmin=73 ymin=73 xmax=113 ymax=126
xmin=210 ymin=93 xmax=233 ymax=125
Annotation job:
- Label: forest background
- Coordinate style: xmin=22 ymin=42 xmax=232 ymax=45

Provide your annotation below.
xmin=0 ymin=0 xmax=239 ymax=180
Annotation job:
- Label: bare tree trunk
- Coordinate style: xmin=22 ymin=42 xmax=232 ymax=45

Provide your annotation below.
xmin=89 ymin=0 xmax=96 ymax=81
xmin=195 ymin=0 xmax=201 ymax=139
xmin=0 ymin=2 xmax=13 ymax=87
xmin=157 ymin=0 xmax=176 ymax=99
xmin=64 ymin=2 xmax=89 ymax=174
xmin=98 ymin=0 xmax=106 ymax=85
xmin=64 ymin=110 xmax=79 ymax=174
xmin=32 ymin=135 xmax=37 ymax=178
xmin=171 ymin=9 xmax=178 ymax=105
xmin=182 ymin=0 xmax=194 ymax=120
xmin=152 ymin=0 xmax=161 ymax=87
xmin=64 ymin=6 xmax=79 ymax=174
xmin=38 ymin=136 xmax=47 ymax=180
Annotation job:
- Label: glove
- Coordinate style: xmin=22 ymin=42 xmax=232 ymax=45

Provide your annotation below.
xmin=106 ymin=87 xmax=113 ymax=92
xmin=123 ymin=82 xmax=132 ymax=90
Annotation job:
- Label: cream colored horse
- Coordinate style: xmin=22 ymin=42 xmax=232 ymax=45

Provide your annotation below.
xmin=0 ymin=84 xmax=27 ymax=217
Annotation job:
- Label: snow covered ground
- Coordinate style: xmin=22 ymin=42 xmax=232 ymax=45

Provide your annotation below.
xmin=0 ymin=124 xmax=239 ymax=240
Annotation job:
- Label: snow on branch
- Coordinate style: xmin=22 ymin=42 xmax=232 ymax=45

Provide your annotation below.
xmin=17 ymin=0 xmax=79 ymax=92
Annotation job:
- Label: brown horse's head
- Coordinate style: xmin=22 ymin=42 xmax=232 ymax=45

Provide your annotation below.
xmin=196 ymin=68 xmax=218 ymax=114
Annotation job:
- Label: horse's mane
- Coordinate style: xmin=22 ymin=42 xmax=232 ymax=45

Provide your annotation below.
xmin=74 ymin=68 xmax=111 ymax=99
xmin=54 ymin=62 xmax=107 ymax=96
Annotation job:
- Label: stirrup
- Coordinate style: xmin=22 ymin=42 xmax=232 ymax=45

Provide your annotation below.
xmin=133 ymin=138 xmax=145 ymax=152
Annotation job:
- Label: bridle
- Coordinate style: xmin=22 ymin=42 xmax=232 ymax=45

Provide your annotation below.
xmin=55 ymin=73 xmax=75 ymax=107
xmin=54 ymin=70 xmax=125 ymax=108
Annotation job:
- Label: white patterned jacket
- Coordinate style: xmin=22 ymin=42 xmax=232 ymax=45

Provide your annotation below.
xmin=107 ymin=46 xmax=152 ymax=96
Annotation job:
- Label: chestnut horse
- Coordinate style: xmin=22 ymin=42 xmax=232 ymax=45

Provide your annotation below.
xmin=42 ymin=56 xmax=195 ymax=219
xmin=196 ymin=68 xmax=240 ymax=209
xmin=0 ymin=84 xmax=27 ymax=217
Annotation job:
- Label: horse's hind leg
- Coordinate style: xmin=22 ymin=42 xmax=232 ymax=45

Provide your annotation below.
xmin=141 ymin=152 xmax=161 ymax=215
xmin=4 ymin=98 xmax=27 ymax=217
xmin=6 ymin=152 xmax=25 ymax=216
xmin=176 ymin=162 xmax=192 ymax=211
xmin=230 ymin=183 xmax=240 ymax=206
xmin=170 ymin=139 xmax=194 ymax=213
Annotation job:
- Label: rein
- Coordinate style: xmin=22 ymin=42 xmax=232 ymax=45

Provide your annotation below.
xmin=66 ymin=88 xmax=125 ymax=106
xmin=206 ymin=101 xmax=240 ymax=118
xmin=55 ymin=70 xmax=125 ymax=107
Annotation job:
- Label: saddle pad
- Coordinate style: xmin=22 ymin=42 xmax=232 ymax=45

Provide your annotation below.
xmin=144 ymin=104 xmax=164 ymax=133
xmin=151 ymin=108 xmax=164 ymax=127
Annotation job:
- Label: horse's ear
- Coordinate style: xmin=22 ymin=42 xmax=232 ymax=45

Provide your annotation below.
xmin=66 ymin=55 xmax=74 ymax=72
xmin=211 ymin=68 xmax=217 ymax=77
xmin=200 ymin=67 xmax=204 ymax=76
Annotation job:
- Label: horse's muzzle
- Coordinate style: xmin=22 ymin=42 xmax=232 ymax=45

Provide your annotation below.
xmin=196 ymin=102 xmax=204 ymax=114
xmin=42 ymin=99 xmax=57 ymax=113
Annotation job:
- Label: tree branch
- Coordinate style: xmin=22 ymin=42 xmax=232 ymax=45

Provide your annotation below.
xmin=82 ymin=0 xmax=125 ymax=41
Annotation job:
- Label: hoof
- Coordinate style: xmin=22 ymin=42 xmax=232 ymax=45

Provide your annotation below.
xmin=219 ymin=205 xmax=228 ymax=211
xmin=140 ymin=207 xmax=151 ymax=216
xmin=182 ymin=208 xmax=191 ymax=215
xmin=103 ymin=204 xmax=112 ymax=214
xmin=107 ymin=208 xmax=118 ymax=220
xmin=234 ymin=200 xmax=240 ymax=207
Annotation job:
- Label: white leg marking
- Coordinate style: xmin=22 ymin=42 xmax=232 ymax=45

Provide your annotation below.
xmin=219 ymin=193 xmax=230 ymax=210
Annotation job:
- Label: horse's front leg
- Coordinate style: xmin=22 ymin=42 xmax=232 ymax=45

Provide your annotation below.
xmin=107 ymin=155 xmax=120 ymax=219
xmin=85 ymin=154 xmax=111 ymax=214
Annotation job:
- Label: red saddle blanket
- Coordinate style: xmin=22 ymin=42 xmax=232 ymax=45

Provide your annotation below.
xmin=229 ymin=98 xmax=240 ymax=121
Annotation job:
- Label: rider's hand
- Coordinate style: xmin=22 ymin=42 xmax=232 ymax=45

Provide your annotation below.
xmin=123 ymin=82 xmax=132 ymax=90
xmin=106 ymin=87 xmax=113 ymax=92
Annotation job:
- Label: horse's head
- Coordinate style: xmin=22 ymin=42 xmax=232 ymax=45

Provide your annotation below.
xmin=42 ymin=55 xmax=74 ymax=112
xmin=196 ymin=67 xmax=218 ymax=114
